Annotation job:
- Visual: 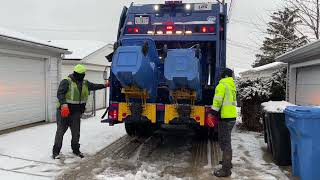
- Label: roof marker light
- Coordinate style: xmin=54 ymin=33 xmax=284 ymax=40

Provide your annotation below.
xmin=201 ymin=26 xmax=207 ymax=33
xmin=176 ymin=31 xmax=183 ymax=35
xmin=134 ymin=27 xmax=139 ymax=33
xmin=154 ymin=5 xmax=160 ymax=11
xmin=185 ymin=4 xmax=191 ymax=10
xmin=209 ymin=26 xmax=215 ymax=33
xmin=166 ymin=31 xmax=173 ymax=35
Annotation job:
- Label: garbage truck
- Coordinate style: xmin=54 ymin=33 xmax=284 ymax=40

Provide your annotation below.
xmin=102 ymin=1 xmax=227 ymax=137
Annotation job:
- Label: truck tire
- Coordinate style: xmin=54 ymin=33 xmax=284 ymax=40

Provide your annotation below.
xmin=125 ymin=123 xmax=136 ymax=137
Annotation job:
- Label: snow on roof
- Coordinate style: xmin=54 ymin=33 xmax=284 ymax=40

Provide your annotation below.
xmin=0 ymin=26 xmax=68 ymax=51
xmin=240 ymin=62 xmax=286 ymax=75
xmin=48 ymin=40 xmax=111 ymax=60
xmin=262 ymin=101 xmax=296 ymax=113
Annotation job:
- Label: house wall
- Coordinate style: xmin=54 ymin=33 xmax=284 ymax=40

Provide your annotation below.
xmin=82 ymin=44 xmax=112 ymax=67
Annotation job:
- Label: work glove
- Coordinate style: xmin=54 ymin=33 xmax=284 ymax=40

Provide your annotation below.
xmin=105 ymin=79 xmax=110 ymax=87
xmin=61 ymin=104 xmax=70 ymax=118
xmin=207 ymin=109 xmax=219 ymax=127
xmin=207 ymin=114 xmax=216 ymax=128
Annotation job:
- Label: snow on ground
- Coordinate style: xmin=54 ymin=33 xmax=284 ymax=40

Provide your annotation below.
xmin=261 ymin=101 xmax=296 ymax=113
xmin=0 ymin=110 xmax=126 ymax=179
xmin=96 ymin=128 xmax=289 ymax=180
xmin=231 ymin=130 xmax=289 ymax=180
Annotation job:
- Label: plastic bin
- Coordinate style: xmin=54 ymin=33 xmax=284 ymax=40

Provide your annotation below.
xmin=263 ymin=112 xmax=291 ymax=165
xmin=262 ymin=101 xmax=292 ymax=166
xmin=284 ymin=106 xmax=320 ymax=180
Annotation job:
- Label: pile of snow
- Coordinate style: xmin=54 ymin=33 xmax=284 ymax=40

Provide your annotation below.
xmin=262 ymin=101 xmax=296 ymax=113
xmin=0 ymin=26 xmax=68 ymax=50
xmin=48 ymin=40 xmax=111 ymax=59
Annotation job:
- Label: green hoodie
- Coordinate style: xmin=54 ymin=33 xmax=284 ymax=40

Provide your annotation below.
xmin=212 ymin=77 xmax=237 ymax=119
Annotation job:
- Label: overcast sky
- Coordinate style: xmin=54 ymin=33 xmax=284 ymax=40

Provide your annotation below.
xmin=0 ymin=0 xmax=283 ymax=73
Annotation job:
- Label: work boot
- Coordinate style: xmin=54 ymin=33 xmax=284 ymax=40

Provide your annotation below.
xmin=213 ymin=168 xmax=232 ymax=177
xmin=219 ymin=160 xmax=233 ymax=168
xmin=73 ymin=151 xmax=84 ymax=158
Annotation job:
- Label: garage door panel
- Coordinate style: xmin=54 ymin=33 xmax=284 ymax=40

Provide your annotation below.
xmin=0 ymin=53 xmax=46 ymax=130
xmin=296 ymin=66 xmax=320 ymax=85
xmin=296 ymin=65 xmax=320 ymax=106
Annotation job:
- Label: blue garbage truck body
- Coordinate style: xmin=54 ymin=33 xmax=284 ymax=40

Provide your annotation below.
xmin=102 ymin=1 xmax=227 ymax=136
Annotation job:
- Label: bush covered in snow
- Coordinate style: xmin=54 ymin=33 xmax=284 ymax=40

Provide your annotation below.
xmin=237 ymin=67 xmax=287 ymax=131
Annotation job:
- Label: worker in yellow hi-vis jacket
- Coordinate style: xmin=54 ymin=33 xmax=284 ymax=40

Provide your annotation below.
xmin=210 ymin=68 xmax=237 ymax=177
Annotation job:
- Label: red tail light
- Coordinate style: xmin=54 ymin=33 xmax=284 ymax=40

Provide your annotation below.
xmin=127 ymin=28 xmax=133 ymax=33
xmin=108 ymin=103 xmax=119 ymax=120
xmin=108 ymin=110 xmax=118 ymax=120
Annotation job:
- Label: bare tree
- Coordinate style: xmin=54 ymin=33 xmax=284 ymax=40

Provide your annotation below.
xmin=285 ymin=0 xmax=320 ymax=40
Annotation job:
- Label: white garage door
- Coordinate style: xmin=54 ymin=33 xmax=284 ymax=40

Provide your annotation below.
xmin=0 ymin=53 xmax=46 ymax=131
xmin=296 ymin=65 xmax=320 ymax=105
xmin=85 ymin=70 xmax=106 ymax=111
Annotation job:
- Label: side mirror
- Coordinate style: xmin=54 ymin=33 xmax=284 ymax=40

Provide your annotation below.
xmin=105 ymin=52 xmax=114 ymax=62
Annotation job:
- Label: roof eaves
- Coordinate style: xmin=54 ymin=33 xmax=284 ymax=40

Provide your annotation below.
xmin=276 ymin=40 xmax=320 ymax=63
xmin=0 ymin=34 xmax=71 ymax=54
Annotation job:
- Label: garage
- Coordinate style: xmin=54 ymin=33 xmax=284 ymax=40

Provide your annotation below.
xmin=0 ymin=27 xmax=70 ymax=131
xmin=296 ymin=65 xmax=320 ymax=105
xmin=276 ymin=40 xmax=320 ymax=106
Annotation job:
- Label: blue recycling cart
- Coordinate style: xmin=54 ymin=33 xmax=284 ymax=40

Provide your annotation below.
xmin=284 ymin=106 xmax=320 ymax=180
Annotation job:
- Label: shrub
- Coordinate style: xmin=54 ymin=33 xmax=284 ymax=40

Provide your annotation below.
xmin=237 ymin=67 xmax=287 ymax=131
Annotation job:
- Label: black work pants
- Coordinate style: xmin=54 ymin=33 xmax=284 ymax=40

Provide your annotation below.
xmin=218 ymin=120 xmax=236 ymax=170
xmin=53 ymin=110 xmax=82 ymax=154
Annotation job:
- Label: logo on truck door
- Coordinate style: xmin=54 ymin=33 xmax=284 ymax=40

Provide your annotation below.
xmin=207 ymin=16 xmax=217 ymax=23
xmin=194 ymin=3 xmax=212 ymax=11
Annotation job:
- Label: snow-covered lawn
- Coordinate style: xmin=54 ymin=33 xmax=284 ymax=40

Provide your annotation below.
xmin=0 ymin=110 xmax=126 ymax=179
